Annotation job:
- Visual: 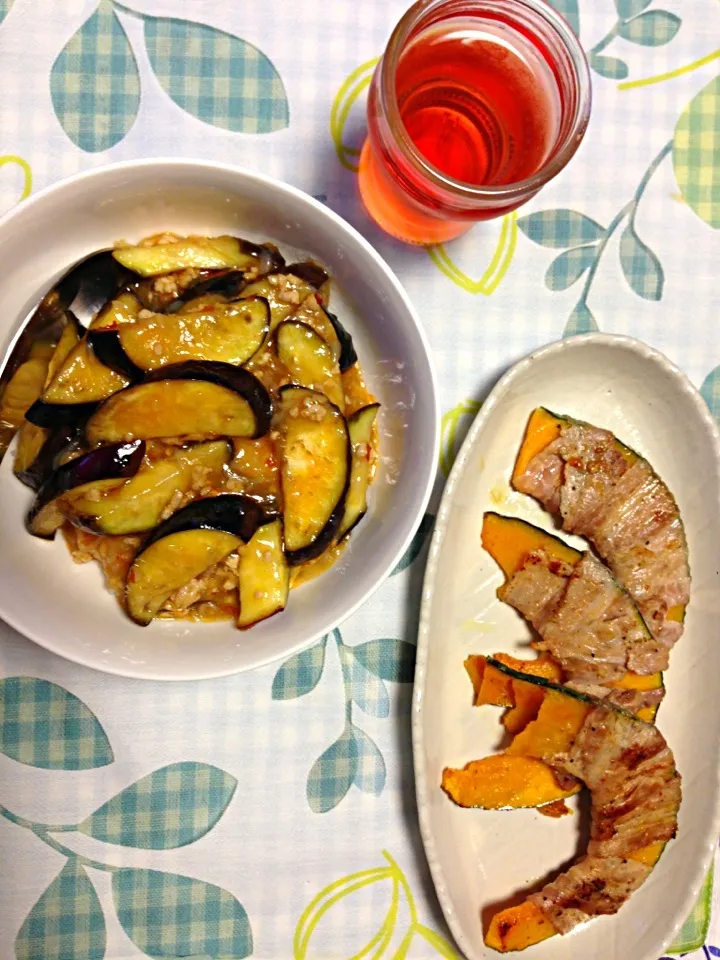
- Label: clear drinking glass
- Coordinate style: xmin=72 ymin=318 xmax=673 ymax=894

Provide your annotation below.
xmin=358 ymin=0 xmax=591 ymax=244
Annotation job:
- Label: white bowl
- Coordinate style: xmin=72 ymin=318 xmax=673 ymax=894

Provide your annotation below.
xmin=0 ymin=159 xmax=438 ymax=680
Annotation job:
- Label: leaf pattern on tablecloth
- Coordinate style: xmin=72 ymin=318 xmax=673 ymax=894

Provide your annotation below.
xmin=15 ymin=861 xmax=106 ymax=960
xmin=50 ymin=0 xmax=140 ymax=152
xmin=673 ymin=74 xmax=720 ymax=229
xmin=78 ymin=762 xmax=237 ymax=848
xmin=0 ymin=678 xmax=113 ymax=769
xmin=0 ymin=155 xmax=32 ymax=216
xmin=391 ymin=513 xmax=435 ymax=575
xmin=143 ymin=15 xmax=288 ymax=133
xmin=113 ymin=868 xmax=252 ymax=959
xmin=0 ymin=0 xmax=13 ymax=26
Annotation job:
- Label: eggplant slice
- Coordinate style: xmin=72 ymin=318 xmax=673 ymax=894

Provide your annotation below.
xmin=88 ymin=330 xmax=144 ymax=382
xmin=27 ymin=440 xmax=144 ymax=539
xmin=276 ymin=386 xmax=351 ymax=564
xmin=338 ymin=403 xmax=379 ymax=540
xmin=88 ymin=291 xmax=142 ymax=331
xmin=241 ymin=274 xmax=318 ymax=330
xmin=323 ymin=308 xmax=358 ymax=372
xmin=85 ymin=361 xmax=272 ymax=445
xmin=238 ymin=518 xmax=289 ymax=628
xmin=65 ymin=440 xmax=230 ymax=536
xmin=113 ymin=236 xmax=283 ymax=278
xmin=14 ymin=423 xmax=78 ymax=491
xmin=125 ymin=494 xmax=266 ymax=625
xmin=38 ymin=338 xmax=131 ymax=405
xmin=275 ymin=320 xmax=344 ymax=410
xmin=115 ymin=296 xmax=270 ymax=370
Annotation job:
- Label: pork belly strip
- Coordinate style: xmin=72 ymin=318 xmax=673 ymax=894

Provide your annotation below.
xmin=514 ymin=418 xmax=690 ymax=663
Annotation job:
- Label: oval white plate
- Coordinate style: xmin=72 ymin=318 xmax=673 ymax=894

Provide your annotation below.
xmin=413 ymin=334 xmax=720 ymax=960
xmin=0 ymin=160 xmax=438 ymax=680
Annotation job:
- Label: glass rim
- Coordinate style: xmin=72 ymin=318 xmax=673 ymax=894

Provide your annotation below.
xmin=378 ymin=0 xmax=592 ymax=203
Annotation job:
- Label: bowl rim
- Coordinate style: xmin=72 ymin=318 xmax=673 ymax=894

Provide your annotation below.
xmin=0 ymin=158 xmax=440 ymax=681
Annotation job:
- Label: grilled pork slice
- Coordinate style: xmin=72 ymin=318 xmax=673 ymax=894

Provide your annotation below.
xmin=478 ymin=662 xmax=680 ymax=951
xmin=482 ymin=514 xmax=665 ymax=706
xmin=512 ymin=408 xmax=690 ymax=663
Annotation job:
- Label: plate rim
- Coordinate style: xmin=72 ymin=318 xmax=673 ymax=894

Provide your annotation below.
xmin=411 ymin=332 xmax=720 ymax=960
xmin=0 ymin=158 xmax=440 ymax=680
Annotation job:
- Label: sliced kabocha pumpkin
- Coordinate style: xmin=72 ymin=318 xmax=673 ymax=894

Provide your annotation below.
xmin=90 ymin=296 xmax=270 ymax=373
xmin=65 ymin=440 xmax=230 ymax=536
xmin=442 ymin=755 xmax=580 ymax=810
xmin=85 ymin=361 xmax=272 ymax=445
xmin=275 ymin=386 xmax=351 ymax=564
xmin=113 ymin=236 xmax=284 ymax=278
xmin=26 ymin=440 xmax=145 ymax=538
xmin=481 ymin=513 xmax=664 ymax=721
xmin=274 ymin=320 xmax=345 ymax=410
xmin=337 ymin=403 xmax=380 ymax=540
xmin=465 ymin=653 xmax=564 ymax=734
xmin=237 ymin=518 xmax=289 ymax=628
xmin=512 ymin=408 xmax=690 ymax=662
xmin=125 ymin=494 xmax=265 ymax=625
xmin=443 ymin=660 xmax=681 ymax=952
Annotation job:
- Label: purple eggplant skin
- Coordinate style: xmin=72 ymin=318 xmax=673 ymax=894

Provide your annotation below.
xmin=285 ymin=261 xmax=329 ymax=289
xmin=166 ymin=270 xmax=248 ymax=310
xmin=140 ymin=494 xmax=268 ymax=553
xmin=15 ymin=424 xmax=79 ymax=491
xmin=26 ymin=439 xmax=145 ymax=539
xmin=50 ymin=251 xmax=132 ymax=328
xmin=87 ymin=330 xmax=144 ymax=382
xmin=321 ymin=308 xmax=357 ymax=372
xmin=25 ymin=398 xmax=99 ymax=429
xmin=143 ymin=360 xmax=273 ymax=439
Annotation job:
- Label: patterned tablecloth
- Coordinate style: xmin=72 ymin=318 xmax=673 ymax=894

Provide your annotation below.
xmin=0 ymin=0 xmax=718 ymax=957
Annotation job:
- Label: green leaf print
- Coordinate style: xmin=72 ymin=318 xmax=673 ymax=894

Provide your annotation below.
xmin=77 ymin=761 xmax=237 ymax=849
xmin=701 ymin=365 xmax=720 ymax=423
xmin=544 ymin=0 xmax=580 ymax=36
xmin=0 ymin=677 xmax=113 ymax=769
xmin=306 ymin=726 xmax=358 ymax=813
xmin=50 ymin=0 xmax=140 ymax=152
xmin=615 ymin=0 xmax=652 ymax=17
xmin=351 ymin=726 xmax=387 ymax=795
xmin=673 ymin=75 xmax=720 ymax=229
xmin=564 ymin=301 xmax=598 ymax=337
xmin=587 ymin=52 xmax=629 ymax=80
xmin=352 ymin=639 xmax=416 ymax=683
xmin=113 ymin=867 xmax=252 ymax=958
xmin=391 ymin=513 xmax=435 ymax=575
xmin=619 ymin=223 xmax=664 ymax=299
xmin=617 ymin=11 xmax=681 ymax=47
xmin=16 ymin=861 xmax=106 ymax=960
xmin=144 ymin=16 xmax=289 ymax=133
xmin=272 ymin=636 xmax=327 ymax=699
xmin=516 ymin=209 xmax=606 ymax=248
xmin=545 ymin=245 xmax=597 ymax=290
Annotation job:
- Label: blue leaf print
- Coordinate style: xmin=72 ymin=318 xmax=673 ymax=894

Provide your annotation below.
xmin=545 ymin=245 xmax=597 ymax=291
xmin=615 ymin=0 xmax=652 ymax=17
xmin=587 ymin=52 xmax=629 ymax=80
xmin=113 ymin=868 xmax=252 ymax=959
xmin=0 ymin=0 xmax=13 ymax=26
xmin=16 ymin=862 xmax=105 ymax=960
xmin=144 ymin=16 xmax=289 ymax=133
xmin=351 ymin=726 xmax=386 ymax=795
xmin=544 ymin=0 xmax=580 ymax=36
xmin=352 ymin=639 xmax=416 ymax=683
xmin=617 ymin=11 xmax=681 ymax=47
xmin=306 ymin=727 xmax=358 ymax=813
xmin=0 ymin=677 xmax=113 ymax=769
xmin=391 ymin=513 xmax=435 ymax=575
xmin=50 ymin=0 xmax=140 ymax=152
xmin=78 ymin=762 xmax=237 ymax=849
xmin=272 ymin=637 xmax=327 ymax=699
xmin=516 ymin=209 xmax=606 ymax=248
xmin=349 ymin=655 xmax=390 ymax=719
xmin=563 ymin=301 xmax=598 ymax=337
xmin=701 ymin=366 xmax=720 ymax=424
xmin=619 ymin=224 xmax=664 ymax=300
